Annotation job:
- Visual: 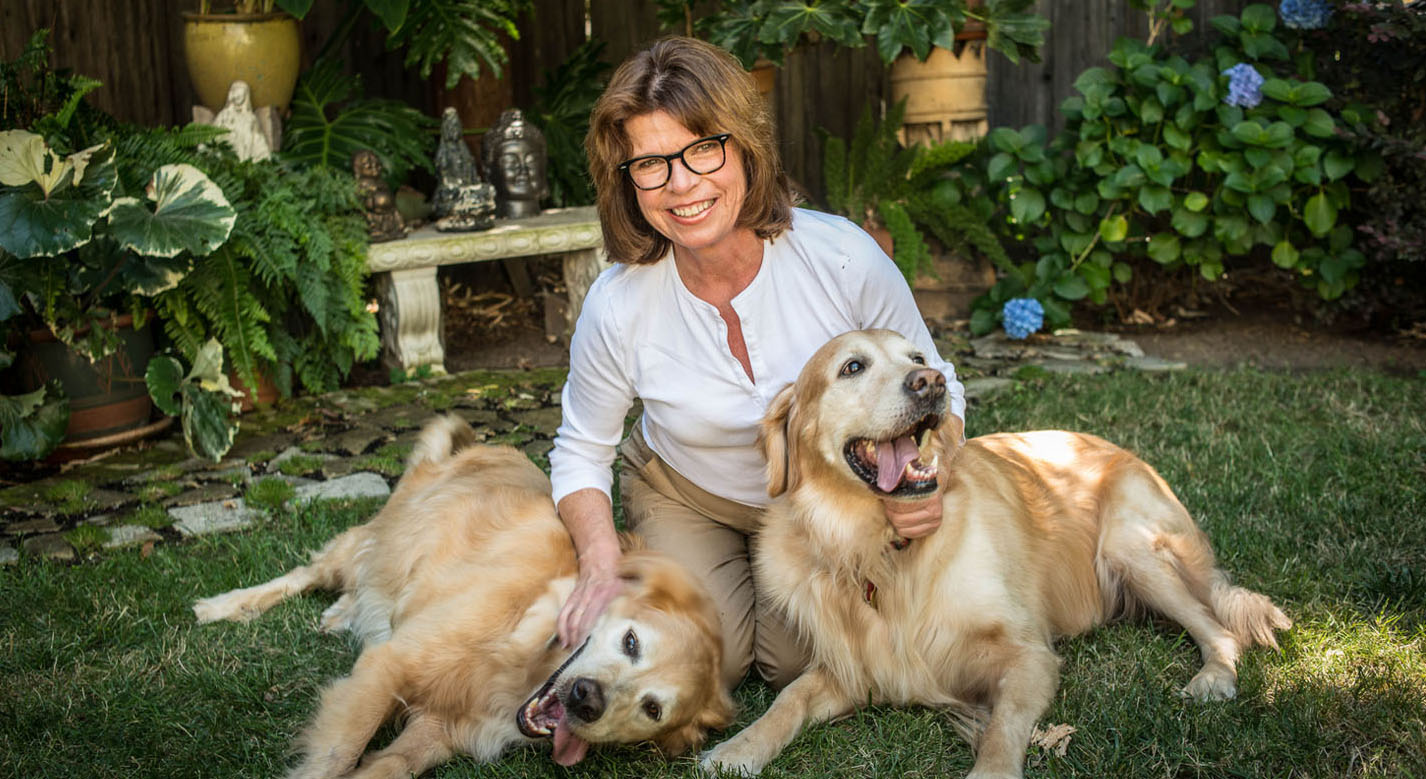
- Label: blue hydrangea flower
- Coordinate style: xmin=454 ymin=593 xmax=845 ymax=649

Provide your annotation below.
xmin=1280 ymin=0 xmax=1333 ymax=30
xmin=1222 ymin=63 xmax=1265 ymax=108
xmin=1002 ymin=298 xmax=1044 ymax=340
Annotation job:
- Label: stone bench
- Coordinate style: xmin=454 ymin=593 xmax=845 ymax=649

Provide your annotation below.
xmin=368 ymin=206 xmax=608 ymax=374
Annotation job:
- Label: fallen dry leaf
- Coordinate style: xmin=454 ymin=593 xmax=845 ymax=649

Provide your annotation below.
xmin=1031 ymin=722 xmax=1076 ymax=757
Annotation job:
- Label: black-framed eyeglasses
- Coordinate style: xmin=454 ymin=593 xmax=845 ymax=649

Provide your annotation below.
xmin=617 ymin=133 xmax=732 ymax=191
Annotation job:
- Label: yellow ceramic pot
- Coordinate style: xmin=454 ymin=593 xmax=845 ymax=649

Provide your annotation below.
xmin=888 ymin=33 xmax=990 ymax=147
xmin=182 ymin=12 xmax=301 ymax=112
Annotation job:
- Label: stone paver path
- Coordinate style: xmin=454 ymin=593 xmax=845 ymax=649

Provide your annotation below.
xmin=1 ymin=329 xmax=1177 ymax=563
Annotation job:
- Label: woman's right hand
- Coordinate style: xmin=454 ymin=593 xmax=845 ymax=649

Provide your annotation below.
xmin=557 ymin=544 xmax=623 ymax=649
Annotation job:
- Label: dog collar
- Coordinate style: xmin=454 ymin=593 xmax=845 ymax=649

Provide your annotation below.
xmin=890 ymin=536 xmax=911 ymax=550
xmin=862 ymin=578 xmax=878 ymax=609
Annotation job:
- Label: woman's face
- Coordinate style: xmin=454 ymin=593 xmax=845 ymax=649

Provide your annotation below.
xmin=624 ymin=110 xmax=747 ymax=257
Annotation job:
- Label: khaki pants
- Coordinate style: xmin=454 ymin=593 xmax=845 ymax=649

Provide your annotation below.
xmin=618 ymin=425 xmax=809 ymax=691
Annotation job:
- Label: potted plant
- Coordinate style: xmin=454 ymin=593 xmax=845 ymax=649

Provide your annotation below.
xmin=182 ymin=1 xmax=303 ymax=112
xmin=0 ymin=129 xmax=244 ymax=462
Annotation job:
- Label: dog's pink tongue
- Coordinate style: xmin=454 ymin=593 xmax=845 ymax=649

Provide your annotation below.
xmin=551 ymin=723 xmax=589 ymax=766
xmin=876 ymin=436 xmax=919 ymax=492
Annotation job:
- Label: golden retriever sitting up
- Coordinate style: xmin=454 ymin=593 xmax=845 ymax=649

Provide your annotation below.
xmin=701 ymin=330 xmax=1290 ymax=778
xmin=194 ymin=416 xmax=732 ymax=779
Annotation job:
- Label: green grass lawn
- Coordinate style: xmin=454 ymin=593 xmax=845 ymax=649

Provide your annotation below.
xmin=2 ymin=368 xmax=1423 ymax=778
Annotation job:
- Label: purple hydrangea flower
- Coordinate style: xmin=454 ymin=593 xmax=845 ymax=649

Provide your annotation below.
xmin=1280 ymin=0 xmax=1333 ymax=30
xmin=1222 ymin=63 xmax=1265 ymax=108
xmin=1002 ymin=298 xmax=1044 ymax=340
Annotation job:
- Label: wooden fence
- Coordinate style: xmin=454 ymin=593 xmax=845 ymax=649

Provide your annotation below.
xmin=2 ymin=0 xmax=1251 ymax=205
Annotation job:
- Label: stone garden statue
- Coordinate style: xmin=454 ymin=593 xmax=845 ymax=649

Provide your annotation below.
xmin=483 ymin=108 xmax=548 ymax=219
xmin=192 ymin=80 xmax=279 ymax=161
xmin=432 ymin=107 xmax=496 ymax=232
xmin=353 ymin=150 xmax=406 ymax=243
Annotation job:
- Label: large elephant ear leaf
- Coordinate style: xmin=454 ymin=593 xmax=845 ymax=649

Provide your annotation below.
xmin=0 ymin=133 xmax=117 ymax=258
xmin=108 ymin=164 xmax=236 ymax=260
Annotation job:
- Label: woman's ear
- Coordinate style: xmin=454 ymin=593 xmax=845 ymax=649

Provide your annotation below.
xmin=758 ymin=384 xmax=798 ymax=497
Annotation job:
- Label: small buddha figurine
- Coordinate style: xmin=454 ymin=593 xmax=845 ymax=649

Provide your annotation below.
xmin=483 ymin=108 xmax=548 ymax=219
xmin=353 ymin=150 xmax=405 ymax=243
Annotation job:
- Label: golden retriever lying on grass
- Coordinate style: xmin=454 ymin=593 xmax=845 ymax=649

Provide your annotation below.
xmin=194 ymin=416 xmax=732 ymax=779
xmin=702 ymin=330 xmax=1291 ymax=778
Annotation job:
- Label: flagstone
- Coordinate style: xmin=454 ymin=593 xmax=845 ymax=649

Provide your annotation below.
xmin=171 ymin=499 xmax=260 ymax=537
xmin=22 ymin=533 xmax=74 ymax=561
xmin=293 ymin=473 xmax=391 ymax=504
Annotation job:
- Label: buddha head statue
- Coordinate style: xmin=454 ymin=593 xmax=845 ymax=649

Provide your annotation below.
xmin=482 ymin=108 xmax=548 ymax=219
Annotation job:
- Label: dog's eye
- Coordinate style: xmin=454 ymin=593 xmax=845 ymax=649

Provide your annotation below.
xmin=911 ymin=354 xmax=926 ymax=365
xmin=642 ymin=698 xmax=662 ymax=721
xmin=840 ymin=359 xmax=864 ymax=377
xmin=622 ymin=629 xmax=640 ymax=659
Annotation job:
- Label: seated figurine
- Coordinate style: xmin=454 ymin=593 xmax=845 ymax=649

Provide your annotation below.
xmin=353 ymin=150 xmax=406 ymax=243
xmin=431 ymin=107 xmax=496 ymax=232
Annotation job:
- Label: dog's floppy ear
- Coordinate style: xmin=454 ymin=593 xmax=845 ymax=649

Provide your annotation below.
xmin=758 ymin=384 xmax=798 ymax=498
xmin=654 ymin=688 xmax=736 ymax=756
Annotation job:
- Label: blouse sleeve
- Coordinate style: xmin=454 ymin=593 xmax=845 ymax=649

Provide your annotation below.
xmin=848 ymin=228 xmax=968 ymax=424
xmin=548 ymin=273 xmax=635 ymax=505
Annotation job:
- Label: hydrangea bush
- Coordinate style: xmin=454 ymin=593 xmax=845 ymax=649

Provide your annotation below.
xmin=965 ymin=1 xmax=1380 ymax=335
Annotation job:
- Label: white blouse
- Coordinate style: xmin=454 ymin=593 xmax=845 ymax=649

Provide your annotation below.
xmin=548 ymin=208 xmax=966 ymax=508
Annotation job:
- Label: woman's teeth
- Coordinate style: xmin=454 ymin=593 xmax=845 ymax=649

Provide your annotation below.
xmin=671 ymin=200 xmax=713 ymax=217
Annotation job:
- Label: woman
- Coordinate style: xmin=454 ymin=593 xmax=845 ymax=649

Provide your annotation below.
xmin=548 ymin=37 xmax=966 ymax=691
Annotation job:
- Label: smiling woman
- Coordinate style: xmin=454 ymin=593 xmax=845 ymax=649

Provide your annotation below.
xmin=544 ymin=35 xmax=969 ymax=698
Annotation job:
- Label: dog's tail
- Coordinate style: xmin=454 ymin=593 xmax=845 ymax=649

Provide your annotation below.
xmin=1205 ymin=570 xmax=1293 ymax=651
xmin=405 ymin=414 xmax=482 ymax=470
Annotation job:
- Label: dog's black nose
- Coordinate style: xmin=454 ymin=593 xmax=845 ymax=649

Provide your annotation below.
xmin=904 ymin=368 xmax=946 ymax=400
xmin=568 ymin=677 xmax=605 ymax=723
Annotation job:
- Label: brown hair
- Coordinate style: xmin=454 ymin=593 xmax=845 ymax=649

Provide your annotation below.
xmin=586 ymin=36 xmax=793 ymax=264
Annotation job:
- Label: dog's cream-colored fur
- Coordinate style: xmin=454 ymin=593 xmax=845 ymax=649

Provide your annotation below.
xmin=194 ymin=416 xmax=732 ymax=779
xmin=702 ymin=330 xmax=1290 ymax=778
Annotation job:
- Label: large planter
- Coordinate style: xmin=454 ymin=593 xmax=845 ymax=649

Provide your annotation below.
xmin=888 ymin=30 xmax=989 ymax=147
xmin=182 ymin=11 xmax=302 ymax=112
xmin=16 ymin=314 xmax=155 ymax=447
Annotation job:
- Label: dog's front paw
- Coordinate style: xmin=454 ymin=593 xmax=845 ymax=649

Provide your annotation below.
xmin=192 ymin=593 xmax=245 ymax=624
xmin=1181 ymin=661 xmax=1237 ymax=701
xmin=698 ymin=739 xmax=769 ymax=777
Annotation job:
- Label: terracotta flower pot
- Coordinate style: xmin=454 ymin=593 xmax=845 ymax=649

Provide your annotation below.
xmin=17 ymin=314 xmax=155 ymax=446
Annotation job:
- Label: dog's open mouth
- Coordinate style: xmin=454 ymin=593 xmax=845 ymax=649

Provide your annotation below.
xmin=517 ymin=640 xmax=590 ymax=766
xmin=844 ymin=413 xmax=941 ymax=496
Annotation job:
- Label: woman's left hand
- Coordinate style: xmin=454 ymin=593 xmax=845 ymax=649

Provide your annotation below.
xmin=882 ymin=494 xmax=943 ymax=539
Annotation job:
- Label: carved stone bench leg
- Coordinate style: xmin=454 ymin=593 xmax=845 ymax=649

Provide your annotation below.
xmin=561 ymin=248 xmax=610 ymax=340
xmin=376 ymin=267 xmax=447 ymax=376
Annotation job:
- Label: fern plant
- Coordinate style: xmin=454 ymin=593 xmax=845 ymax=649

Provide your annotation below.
xmin=114 ymin=125 xmax=379 ymax=399
xmin=822 ymin=99 xmax=1010 ymax=283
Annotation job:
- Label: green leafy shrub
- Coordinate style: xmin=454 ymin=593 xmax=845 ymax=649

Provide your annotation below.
xmin=527 ymin=40 xmax=611 ymax=209
xmin=272 ymin=0 xmax=531 ymax=88
xmin=821 ymin=99 xmax=1010 ymax=284
xmin=114 ymin=124 xmax=381 ymax=398
xmin=1294 ymin=1 xmax=1426 ymax=328
xmin=684 ymin=0 xmax=1048 ymax=67
xmin=968 ymin=1 xmax=1383 ymax=334
xmin=281 ymin=58 xmax=437 ymax=188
